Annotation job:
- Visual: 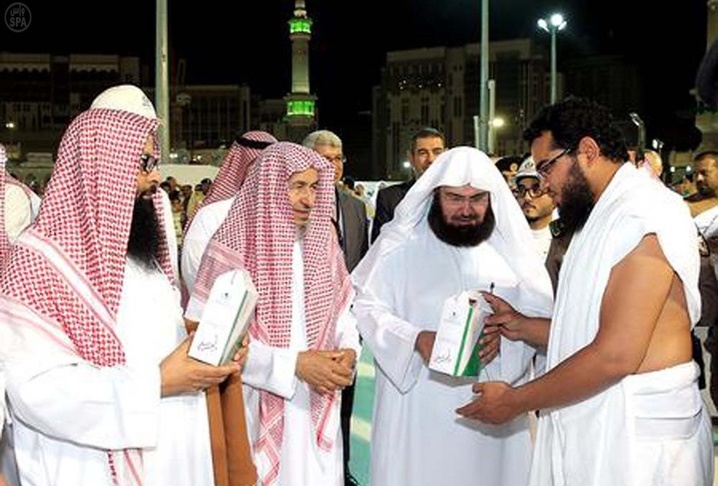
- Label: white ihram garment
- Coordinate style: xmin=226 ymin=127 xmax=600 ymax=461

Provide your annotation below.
xmin=0 ymin=258 xmax=213 ymax=486
xmin=530 ymin=163 xmax=714 ymax=486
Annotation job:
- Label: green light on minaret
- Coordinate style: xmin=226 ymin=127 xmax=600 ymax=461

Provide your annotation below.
xmin=287 ymin=100 xmax=315 ymax=116
xmin=289 ymin=18 xmax=312 ymax=34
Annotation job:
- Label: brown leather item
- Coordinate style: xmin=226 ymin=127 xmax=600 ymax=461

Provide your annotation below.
xmin=207 ymin=372 xmax=257 ymax=486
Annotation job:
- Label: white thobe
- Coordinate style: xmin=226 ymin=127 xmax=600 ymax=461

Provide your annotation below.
xmin=694 ymin=203 xmax=718 ymax=280
xmin=530 ymin=225 xmax=552 ymax=262
xmin=4 ymin=184 xmax=32 ymax=243
xmin=181 ymin=198 xmax=234 ymax=294
xmin=1 ymin=258 xmax=213 ymax=486
xmin=694 ymin=202 xmax=718 ymax=239
xmin=241 ymin=240 xmax=361 ymax=486
xmin=353 ymin=221 xmax=537 ymax=486
xmin=0 ymin=361 xmax=17 ymax=486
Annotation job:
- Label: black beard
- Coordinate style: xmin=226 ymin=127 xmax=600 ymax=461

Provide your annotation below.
xmin=427 ymin=193 xmax=495 ymax=247
xmin=557 ymin=162 xmax=594 ymax=234
xmin=698 ymin=184 xmax=714 ymax=197
xmin=127 ymin=195 xmax=161 ymax=269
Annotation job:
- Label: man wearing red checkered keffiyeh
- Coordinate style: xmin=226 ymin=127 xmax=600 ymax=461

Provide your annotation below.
xmin=181 ymin=130 xmax=277 ymax=298
xmin=0 ymin=145 xmax=41 ymax=486
xmin=0 ymin=85 xmax=240 ymax=486
xmin=185 ymin=142 xmax=360 ymax=486
xmin=0 ymin=144 xmax=41 ymax=267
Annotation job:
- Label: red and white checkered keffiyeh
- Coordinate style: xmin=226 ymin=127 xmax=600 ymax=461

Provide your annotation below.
xmin=0 ymin=145 xmax=9 ymax=265
xmin=0 ymin=145 xmax=42 ymax=267
xmin=184 ymin=130 xmax=277 ymax=232
xmin=0 ymin=108 xmax=174 ymax=486
xmin=0 ymin=145 xmax=37 ymax=268
xmin=190 ymin=141 xmax=352 ymax=485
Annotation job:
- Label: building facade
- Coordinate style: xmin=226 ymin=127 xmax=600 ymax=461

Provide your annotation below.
xmin=372 ymin=39 xmax=550 ymax=180
xmin=371 ymin=38 xmax=644 ymax=180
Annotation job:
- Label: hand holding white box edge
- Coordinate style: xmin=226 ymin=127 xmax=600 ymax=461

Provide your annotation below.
xmin=188 ymin=269 xmax=258 ymax=366
xmin=429 ymin=288 xmax=492 ymax=377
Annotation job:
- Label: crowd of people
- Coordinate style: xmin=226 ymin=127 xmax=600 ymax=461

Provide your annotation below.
xmin=0 ymin=81 xmax=716 ymax=486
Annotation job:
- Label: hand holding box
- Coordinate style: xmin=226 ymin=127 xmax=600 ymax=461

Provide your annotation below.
xmin=189 ymin=269 xmax=258 ymax=366
xmin=429 ymin=290 xmax=492 ymax=377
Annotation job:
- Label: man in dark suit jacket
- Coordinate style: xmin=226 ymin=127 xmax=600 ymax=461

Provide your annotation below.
xmin=371 ymin=127 xmax=446 ymax=243
xmin=336 ymin=188 xmax=369 ymax=271
xmin=303 ymin=130 xmax=368 ymax=486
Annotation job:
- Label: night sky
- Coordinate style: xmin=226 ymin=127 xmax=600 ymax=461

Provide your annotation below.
xmin=0 ymin=0 xmax=709 ymax=150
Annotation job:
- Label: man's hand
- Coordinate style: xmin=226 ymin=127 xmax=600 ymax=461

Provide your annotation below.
xmin=482 ymin=291 xmax=522 ymax=338
xmin=455 ymin=381 xmax=521 ymax=424
xmin=481 ymin=291 xmax=549 ymax=347
xmin=414 ymin=330 xmax=436 ymax=364
xmin=478 ymin=324 xmax=500 ymax=364
xmin=333 ymin=348 xmax=357 ymax=372
xmin=231 ymin=334 xmax=250 ymax=371
xmin=296 ymin=350 xmax=353 ymax=395
xmin=160 ymin=334 xmax=240 ymax=397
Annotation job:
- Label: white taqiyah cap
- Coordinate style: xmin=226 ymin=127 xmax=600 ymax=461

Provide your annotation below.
xmin=514 ymin=157 xmax=539 ymax=182
xmin=90 ymin=84 xmax=157 ymax=119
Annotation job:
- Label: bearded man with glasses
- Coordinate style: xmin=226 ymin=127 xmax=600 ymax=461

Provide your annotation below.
xmin=457 ymin=96 xmax=713 ymax=486
xmin=0 ymin=85 xmax=246 ymax=486
xmin=353 ymin=146 xmax=554 ymax=486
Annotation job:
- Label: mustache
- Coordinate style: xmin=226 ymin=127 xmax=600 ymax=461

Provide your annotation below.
xmin=454 ymin=214 xmax=479 ymax=220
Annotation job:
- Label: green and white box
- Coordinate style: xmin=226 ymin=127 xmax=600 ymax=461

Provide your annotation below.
xmin=429 ymin=290 xmax=491 ymax=377
xmin=189 ymin=269 xmax=258 ymax=366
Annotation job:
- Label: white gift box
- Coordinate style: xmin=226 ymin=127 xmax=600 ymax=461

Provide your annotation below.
xmin=429 ymin=290 xmax=491 ymax=377
xmin=189 ymin=269 xmax=258 ymax=366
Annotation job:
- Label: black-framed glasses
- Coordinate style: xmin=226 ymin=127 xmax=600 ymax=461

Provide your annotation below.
xmin=140 ymin=153 xmax=160 ymax=173
xmin=536 ymin=147 xmax=572 ymax=180
xmin=513 ymin=184 xmax=547 ymax=199
xmin=323 ymin=154 xmax=346 ymax=165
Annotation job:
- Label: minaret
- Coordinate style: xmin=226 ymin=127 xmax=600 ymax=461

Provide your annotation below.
xmin=284 ymin=0 xmax=317 ymax=140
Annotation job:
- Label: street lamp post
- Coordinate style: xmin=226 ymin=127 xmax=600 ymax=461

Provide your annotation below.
xmin=488 ymin=117 xmax=504 ymax=155
xmin=478 ymin=0 xmax=490 ymax=151
xmin=5 ymin=121 xmax=15 ymax=145
xmin=156 ymin=0 xmax=170 ymax=163
xmin=537 ymin=13 xmax=567 ymax=104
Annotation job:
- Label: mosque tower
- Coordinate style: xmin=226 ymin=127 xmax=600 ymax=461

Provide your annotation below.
xmin=284 ymin=0 xmax=318 ymax=140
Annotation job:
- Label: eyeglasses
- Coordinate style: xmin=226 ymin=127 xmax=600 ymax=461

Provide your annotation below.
xmin=440 ymin=190 xmax=490 ymax=207
xmin=140 ymin=153 xmax=160 ymax=173
xmin=323 ymin=154 xmax=346 ymax=165
xmin=513 ymin=184 xmax=547 ymax=199
xmin=536 ymin=148 xmax=571 ymax=180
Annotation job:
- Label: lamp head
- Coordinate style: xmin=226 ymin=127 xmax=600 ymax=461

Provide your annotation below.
xmin=550 ymin=13 xmax=565 ymax=28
